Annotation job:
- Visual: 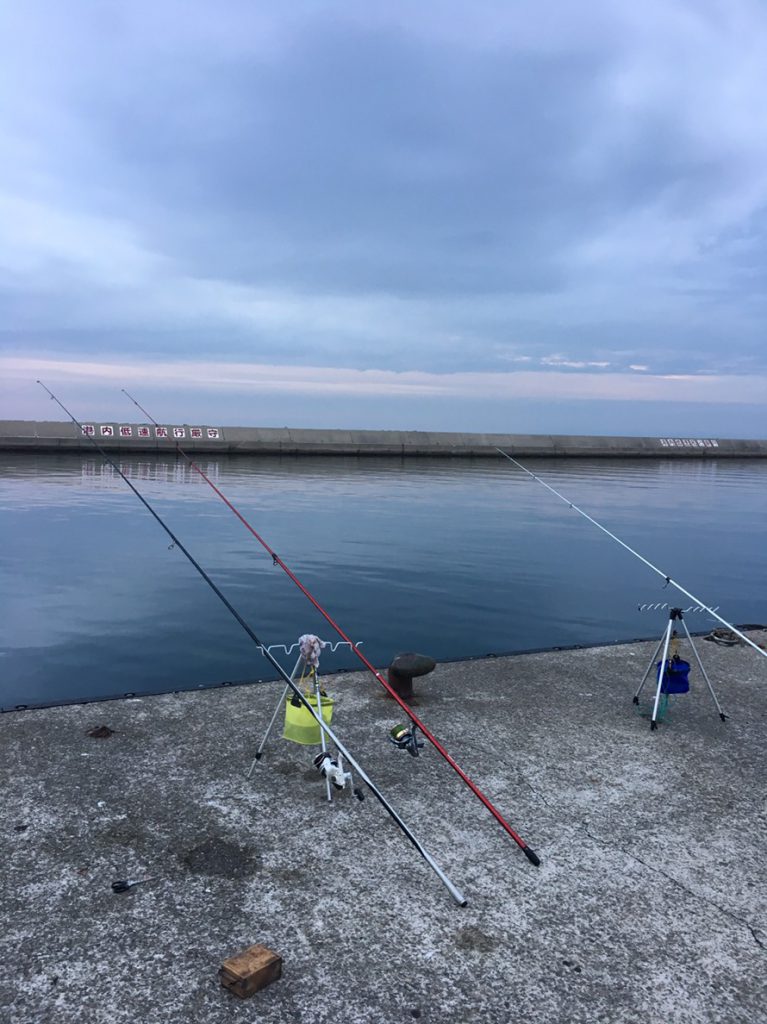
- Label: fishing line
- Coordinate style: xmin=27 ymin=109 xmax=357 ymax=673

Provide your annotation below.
xmin=120 ymin=389 xmax=541 ymax=866
xmin=37 ymin=381 xmax=467 ymax=906
xmin=495 ymin=448 xmax=767 ymax=661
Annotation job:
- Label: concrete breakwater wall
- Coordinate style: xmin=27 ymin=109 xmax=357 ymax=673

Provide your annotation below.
xmin=2 ymin=420 xmax=767 ymax=457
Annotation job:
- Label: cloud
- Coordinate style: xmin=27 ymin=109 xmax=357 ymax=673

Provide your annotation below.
xmin=0 ymin=193 xmax=165 ymax=286
xmin=5 ymin=355 xmax=766 ymax=407
xmin=540 ymin=355 xmax=612 ymax=369
xmin=1 ymin=0 xmax=767 ymax=424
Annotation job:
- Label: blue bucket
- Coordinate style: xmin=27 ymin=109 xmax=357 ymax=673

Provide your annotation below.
xmin=657 ymin=657 xmax=690 ymax=694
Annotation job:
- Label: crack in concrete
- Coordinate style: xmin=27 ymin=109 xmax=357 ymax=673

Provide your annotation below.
xmin=465 ymin=740 xmax=766 ymax=954
xmin=578 ymin=823 xmax=767 ymax=954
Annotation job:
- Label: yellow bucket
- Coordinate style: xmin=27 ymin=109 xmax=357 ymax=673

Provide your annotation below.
xmin=282 ymin=692 xmax=334 ymax=745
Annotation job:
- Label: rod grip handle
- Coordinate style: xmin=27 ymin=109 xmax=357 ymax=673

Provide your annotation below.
xmin=523 ymin=846 xmax=541 ymax=866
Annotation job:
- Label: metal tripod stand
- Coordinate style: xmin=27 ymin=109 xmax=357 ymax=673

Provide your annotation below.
xmin=246 ymin=653 xmax=359 ymax=803
xmin=632 ymin=607 xmax=728 ymax=730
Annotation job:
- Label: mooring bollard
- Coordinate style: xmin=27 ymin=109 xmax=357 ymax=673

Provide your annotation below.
xmin=387 ymin=652 xmax=436 ymax=702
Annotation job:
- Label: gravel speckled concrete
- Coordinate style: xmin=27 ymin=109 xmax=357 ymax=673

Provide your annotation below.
xmin=2 ymin=632 xmax=766 ymax=1024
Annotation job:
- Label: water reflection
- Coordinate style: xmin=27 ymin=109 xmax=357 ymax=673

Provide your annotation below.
xmin=80 ymin=460 xmax=223 ymax=485
xmin=1 ymin=453 xmax=765 ymax=708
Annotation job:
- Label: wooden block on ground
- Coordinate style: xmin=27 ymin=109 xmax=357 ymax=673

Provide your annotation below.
xmin=219 ymin=943 xmax=282 ymax=999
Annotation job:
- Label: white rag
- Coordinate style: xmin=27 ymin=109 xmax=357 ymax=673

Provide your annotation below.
xmin=299 ymin=633 xmax=325 ymax=669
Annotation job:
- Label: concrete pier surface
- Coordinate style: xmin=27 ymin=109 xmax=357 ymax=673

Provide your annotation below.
xmin=2 ymin=420 xmax=767 ymax=457
xmin=2 ymin=631 xmax=766 ymax=1024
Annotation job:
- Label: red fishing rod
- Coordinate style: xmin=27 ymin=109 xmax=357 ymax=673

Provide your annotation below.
xmin=121 ymin=390 xmax=540 ymax=866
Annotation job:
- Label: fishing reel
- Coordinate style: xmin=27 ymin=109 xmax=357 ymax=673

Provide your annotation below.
xmin=313 ymin=751 xmax=352 ymax=791
xmin=389 ymin=723 xmax=424 ymax=758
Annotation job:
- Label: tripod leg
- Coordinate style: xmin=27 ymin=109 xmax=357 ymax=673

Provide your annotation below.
xmin=314 ymin=676 xmax=333 ymax=803
xmin=650 ymin=621 xmax=673 ymax=730
xmin=246 ymin=655 xmax=302 ymax=778
xmin=633 ymin=633 xmax=666 ymax=703
xmin=680 ymin=620 xmax=728 ymax=722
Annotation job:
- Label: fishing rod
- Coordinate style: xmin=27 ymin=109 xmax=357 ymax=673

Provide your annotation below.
xmin=495 ymin=447 xmax=767 ymax=661
xmin=121 ymin=389 xmax=541 ymax=866
xmin=36 ymin=381 xmax=466 ymax=906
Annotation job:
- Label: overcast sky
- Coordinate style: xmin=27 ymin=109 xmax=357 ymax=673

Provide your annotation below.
xmin=1 ymin=0 xmax=766 ymax=435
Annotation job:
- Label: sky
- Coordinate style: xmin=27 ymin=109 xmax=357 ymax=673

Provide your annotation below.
xmin=1 ymin=0 xmax=766 ymax=436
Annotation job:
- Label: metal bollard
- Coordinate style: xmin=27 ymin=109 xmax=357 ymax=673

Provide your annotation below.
xmin=387 ymin=652 xmax=436 ymax=702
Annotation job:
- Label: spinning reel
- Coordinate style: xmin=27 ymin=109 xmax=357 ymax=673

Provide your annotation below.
xmin=389 ymin=723 xmax=424 ymax=758
xmin=313 ymin=751 xmax=364 ymax=800
xmin=313 ymin=751 xmax=351 ymax=789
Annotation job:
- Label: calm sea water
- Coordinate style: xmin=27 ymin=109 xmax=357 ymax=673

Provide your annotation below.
xmin=1 ymin=452 xmax=765 ymax=709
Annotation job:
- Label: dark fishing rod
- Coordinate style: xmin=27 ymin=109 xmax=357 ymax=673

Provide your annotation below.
xmin=36 ymin=381 xmax=466 ymax=906
xmin=121 ymin=389 xmax=541 ymax=867
xmin=496 ymin=447 xmax=767 ymax=661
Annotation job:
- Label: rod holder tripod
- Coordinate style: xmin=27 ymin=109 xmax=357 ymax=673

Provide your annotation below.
xmin=632 ymin=608 xmax=728 ymax=730
xmin=247 ymin=654 xmax=362 ymax=803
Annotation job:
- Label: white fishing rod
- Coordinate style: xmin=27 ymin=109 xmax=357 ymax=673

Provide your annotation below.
xmin=495 ymin=448 xmax=767 ymax=661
